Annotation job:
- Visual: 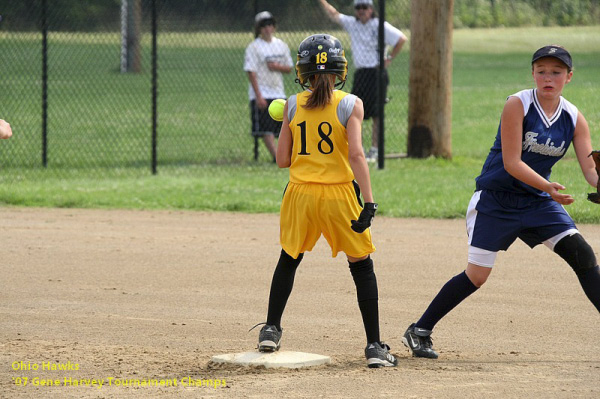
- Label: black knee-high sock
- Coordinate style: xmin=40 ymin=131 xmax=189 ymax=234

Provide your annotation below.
xmin=349 ymin=256 xmax=380 ymax=344
xmin=266 ymin=250 xmax=303 ymax=330
xmin=553 ymin=234 xmax=600 ymax=313
xmin=416 ymin=271 xmax=478 ymax=331
xmin=578 ymin=265 xmax=600 ymax=312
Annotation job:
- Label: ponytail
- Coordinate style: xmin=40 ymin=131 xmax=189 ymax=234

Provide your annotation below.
xmin=304 ymin=74 xmax=335 ymax=109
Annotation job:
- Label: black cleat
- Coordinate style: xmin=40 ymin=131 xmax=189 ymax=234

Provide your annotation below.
xmin=402 ymin=323 xmax=439 ymax=359
xmin=257 ymin=324 xmax=282 ymax=352
xmin=365 ymin=342 xmax=398 ymax=368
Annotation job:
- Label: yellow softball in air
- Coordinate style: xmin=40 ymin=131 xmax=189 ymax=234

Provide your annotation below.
xmin=268 ymin=99 xmax=286 ymax=122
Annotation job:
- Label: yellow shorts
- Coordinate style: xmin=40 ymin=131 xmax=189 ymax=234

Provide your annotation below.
xmin=280 ymin=181 xmax=376 ymax=259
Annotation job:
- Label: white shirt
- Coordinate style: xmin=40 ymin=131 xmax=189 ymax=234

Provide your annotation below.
xmin=243 ymin=37 xmax=293 ymax=100
xmin=338 ymin=14 xmax=405 ymax=69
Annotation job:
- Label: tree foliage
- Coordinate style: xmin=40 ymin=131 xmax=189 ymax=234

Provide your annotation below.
xmin=452 ymin=0 xmax=600 ymax=28
xmin=0 ymin=0 xmax=598 ymax=31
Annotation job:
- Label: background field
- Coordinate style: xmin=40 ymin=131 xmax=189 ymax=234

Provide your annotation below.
xmin=2 ymin=27 xmax=600 ymax=222
xmin=1 ymin=24 xmax=600 ymax=399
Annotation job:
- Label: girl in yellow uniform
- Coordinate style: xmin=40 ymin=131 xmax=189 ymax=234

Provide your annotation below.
xmin=255 ymin=34 xmax=397 ymax=368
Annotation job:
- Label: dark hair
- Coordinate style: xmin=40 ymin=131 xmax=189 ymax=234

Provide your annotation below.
xmin=254 ymin=18 xmax=276 ymax=38
xmin=304 ymin=74 xmax=335 ymax=109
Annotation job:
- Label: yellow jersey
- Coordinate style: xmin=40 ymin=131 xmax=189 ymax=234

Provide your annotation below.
xmin=289 ymin=90 xmax=355 ymax=184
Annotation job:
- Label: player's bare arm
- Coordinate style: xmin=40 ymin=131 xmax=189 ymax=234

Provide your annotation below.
xmin=500 ymin=96 xmax=574 ymax=205
xmin=0 ymin=119 xmax=12 ymax=139
xmin=318 ymin=0 xmax=341 ymax=23
xmin=346 ymin=98 xmax=373 ymax=203
xmin=385 ymin=35 xmax=407 ymax=68
xmin=275 ymin=101 xmax=292 ymax=168
xmin=572 ymin=111 xmax=598 ymax=187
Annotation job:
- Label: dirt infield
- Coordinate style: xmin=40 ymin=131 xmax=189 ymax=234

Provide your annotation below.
xmin=1 ymin=207 xmax=599 ymax=398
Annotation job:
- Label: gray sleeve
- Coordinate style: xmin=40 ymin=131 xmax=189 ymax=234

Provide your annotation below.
xmin=287 ymin=94 xmax=297 ymax=121
xmin=337 ymin=94 xmax=357 ymax=127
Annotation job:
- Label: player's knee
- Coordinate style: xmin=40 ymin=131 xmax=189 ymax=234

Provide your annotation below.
xmin=554 ymin=234 xmax=598 ymax=276
xmin=469 ymin=274 xmax=488 ymax=288
xmin=466 ymin=264 xmax=492 ymax=287
xmin=466 ymin=271 xmax=489 ymax=288
xmin=348 ymin=256 xmax=378 ymax=301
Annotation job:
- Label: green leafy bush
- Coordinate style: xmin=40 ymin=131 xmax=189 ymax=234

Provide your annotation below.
xmin=453 ymin=0 xmax=600 ymax=28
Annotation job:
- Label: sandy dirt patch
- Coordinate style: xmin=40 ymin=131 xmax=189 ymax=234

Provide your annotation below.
xmin=1 ymin=208 xmax=599 ymax=398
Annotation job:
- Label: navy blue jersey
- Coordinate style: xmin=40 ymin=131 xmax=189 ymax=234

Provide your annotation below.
xmin=475 ymin=89 xmax=578 ymax=197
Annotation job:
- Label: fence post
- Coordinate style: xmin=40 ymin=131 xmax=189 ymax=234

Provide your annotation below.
xmin=151 ymin=0 xmax=158 ymax=174
xmin=253 ymin=0 xmax=259 ymax=161
xmin=377 ymin=0 xmax=385 ymax=169
xmin=41 ymin=0 xmax=48 ymax=167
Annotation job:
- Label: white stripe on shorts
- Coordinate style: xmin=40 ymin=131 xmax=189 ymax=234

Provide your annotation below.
xmin=465 ymin=191 xmax=497 ymax=267
xmin=466 ymin=190 xmax=481 ymax=246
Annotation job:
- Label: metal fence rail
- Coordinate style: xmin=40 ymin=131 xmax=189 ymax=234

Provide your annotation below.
xmin=0 ymin=0 xmax=410 ymax=177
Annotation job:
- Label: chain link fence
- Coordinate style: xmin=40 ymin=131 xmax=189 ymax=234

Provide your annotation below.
xmin=0 ymin=0 xmax=410 ymax=178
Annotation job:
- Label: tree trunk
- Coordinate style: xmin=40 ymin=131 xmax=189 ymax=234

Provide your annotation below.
xmin=407 ymin=0 xmax=454 ymax=158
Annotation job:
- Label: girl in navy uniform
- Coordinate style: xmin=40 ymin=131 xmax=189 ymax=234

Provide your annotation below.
xmin=403 ymin=45 xmax=600 ymax=359
xmin=254 ymin=34 xmax=397 ymax=368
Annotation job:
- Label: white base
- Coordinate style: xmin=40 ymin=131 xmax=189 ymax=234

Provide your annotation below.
xmin=211 ymin=351 xmax=331 ymax=369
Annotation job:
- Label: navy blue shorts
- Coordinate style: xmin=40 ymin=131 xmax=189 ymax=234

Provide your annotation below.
xmin=467 ymin=190 xmax=577 ymax=252
xmin=351 ymin=68 xmax=388 ymax=120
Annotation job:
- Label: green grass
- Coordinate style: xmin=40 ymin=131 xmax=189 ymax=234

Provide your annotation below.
xmin=1 ymin=27 xmax=599 ymax=222
xmin=2 ymin=155 xmax=597 ymax=222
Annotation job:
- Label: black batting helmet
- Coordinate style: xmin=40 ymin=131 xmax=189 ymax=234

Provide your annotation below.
xmin=295 ymin=34 xmax=348 ymax=89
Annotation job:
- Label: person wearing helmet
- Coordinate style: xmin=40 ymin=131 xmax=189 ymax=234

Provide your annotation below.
xmin=244 ymin=11 xmax=294 ymax=161
xmin=318 ymin=0 xmax=407 ymax=163
xmin=254 ymin=34 xmax=397 ymax=368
